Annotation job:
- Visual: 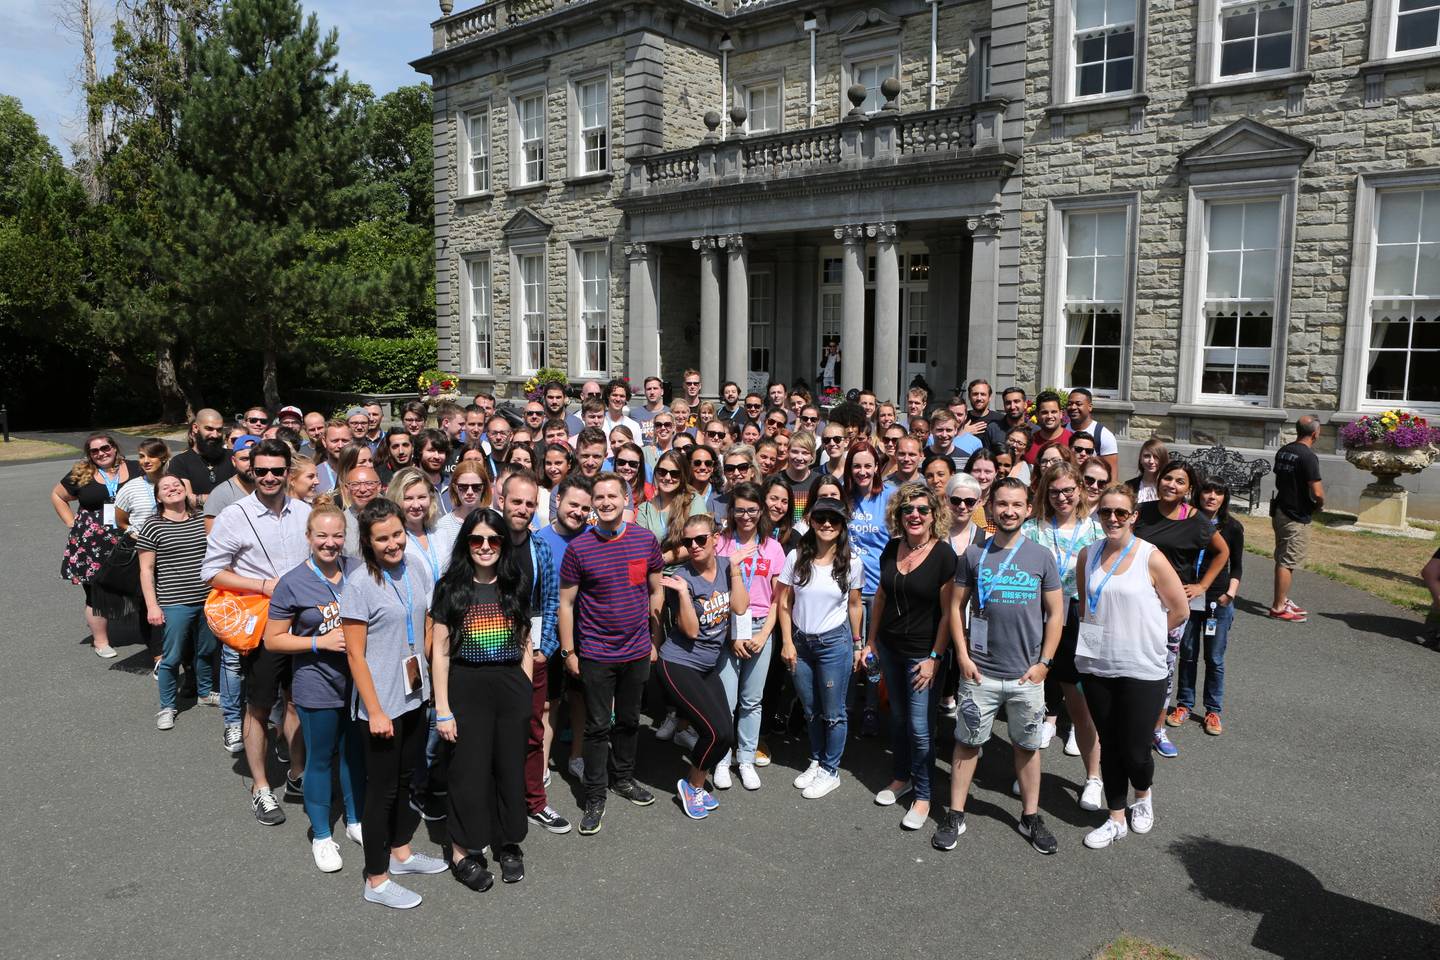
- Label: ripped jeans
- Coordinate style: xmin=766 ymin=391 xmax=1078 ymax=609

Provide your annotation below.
xmin=791 ymin=625 xmax=853 ymax=774
xmin=954 ymin=674 xmax=1048 ymax=752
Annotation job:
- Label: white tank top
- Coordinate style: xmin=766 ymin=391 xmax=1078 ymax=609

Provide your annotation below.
xmin=1075 ymin=539 xmax=1171 ymax=681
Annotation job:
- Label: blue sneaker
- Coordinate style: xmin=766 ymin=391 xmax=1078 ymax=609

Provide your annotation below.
xmin=700 ymin=787 xmax=719 ymax=812
xmin=678 ymin=779 xmax=708 ymax=820
xmin=1153 ymin=729 xmax=1178 ymax=758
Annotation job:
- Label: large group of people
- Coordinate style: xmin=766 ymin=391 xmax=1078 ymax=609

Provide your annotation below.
xmin=52 ymin=373 xmax=1333 ymax=907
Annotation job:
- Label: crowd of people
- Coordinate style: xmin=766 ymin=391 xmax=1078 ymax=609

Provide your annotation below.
xmin=50 ymin=373 xmax=1334 ymax=908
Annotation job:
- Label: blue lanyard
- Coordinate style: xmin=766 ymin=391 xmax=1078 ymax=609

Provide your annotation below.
xmin=382 ymin=564 xmax=416 ymax=653
xmin=1048 ymin=516 xmax=1086 ymax=578
xmin=1195 ymin=515 xmax=1217 ymax=578
xmin=307 ymin=558 xmax=344 ymax=602
xmin=97 ymin=468 xmax=121 ymax=501
xmin=413 ymin=531 xmax=440 ymax=585
xmin=729 ymin=534 xmax=759 ymax=592
xmin=1086 ymin=537 xmax=1137 ymax=618
xmin=976 ymin=536 xmax=1026 ymax=611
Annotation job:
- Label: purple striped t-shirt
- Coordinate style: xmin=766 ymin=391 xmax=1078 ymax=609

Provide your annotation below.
xmin=560 ymin=524 xmax=663 ymax=662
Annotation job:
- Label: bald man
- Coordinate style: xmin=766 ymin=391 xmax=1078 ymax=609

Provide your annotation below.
xmin=166 ymin=408 xmax=236 ymax=504
xmin=341 ymin=466 xmax=383 ymax=557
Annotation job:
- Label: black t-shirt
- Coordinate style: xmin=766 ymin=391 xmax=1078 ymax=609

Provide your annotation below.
xmin=166 ymin=449 xmax=235 ymax=498
xmin=61 ymin=460 xmax=140 ymax=511
xmin=877 ymin=538 xmax=958 ymax=658
xmin=1206 ymin=514 xmax=1246 ymax=603
xmin=1135 ymin=502 xmax=1212 ymax=585
xmin=1272 ymin=441 xmax=1321 ymax=523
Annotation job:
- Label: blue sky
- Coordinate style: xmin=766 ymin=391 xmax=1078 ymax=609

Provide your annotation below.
xmin=0 ymin=0 xmax=435 ymax=161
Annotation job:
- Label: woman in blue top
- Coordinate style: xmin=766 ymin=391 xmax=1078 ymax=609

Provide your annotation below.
xmin=841 ymin=440 xmax=893 ymax=738
xmin=264 ymin=502 xmax=365 ymax=874
xmin=388 ymin=467 xmax=444 ymax=583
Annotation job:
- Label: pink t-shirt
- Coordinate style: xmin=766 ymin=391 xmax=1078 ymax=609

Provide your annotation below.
xmin=716 ymin=534 xmax=787 ymax=619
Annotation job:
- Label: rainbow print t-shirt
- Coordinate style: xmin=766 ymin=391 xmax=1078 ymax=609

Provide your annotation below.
xmin=455 ymin=582 xmax=522 ymax=665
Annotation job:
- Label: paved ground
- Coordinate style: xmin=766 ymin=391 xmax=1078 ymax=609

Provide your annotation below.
xmin=2 ymin=453 xmax=1438 ymax=960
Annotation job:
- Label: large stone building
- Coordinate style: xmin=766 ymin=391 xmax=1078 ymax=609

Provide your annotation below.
xmin=413 ymin=0 xmax=1440 ymax=457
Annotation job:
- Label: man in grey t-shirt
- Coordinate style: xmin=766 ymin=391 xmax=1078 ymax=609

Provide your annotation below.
xmin=203 ymin=436 xmax=258 ymax=528
xmin=934 ymin=477 xmax=1065 ymax=857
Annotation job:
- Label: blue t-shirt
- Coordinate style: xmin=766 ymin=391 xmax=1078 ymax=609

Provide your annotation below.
xmin=268 ymin=557 xmax=359 ymax=710
xmin=535 ymin=523 xmax=583 ymax=585
xmin=661 ymin=558 xmax=732 ymax=672
xmin=848 ymin=487 xmax=895 ymax=596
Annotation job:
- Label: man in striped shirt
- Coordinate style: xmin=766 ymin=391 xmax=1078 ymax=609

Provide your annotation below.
xmin=558 ymin=472 xmax=664 ymax=836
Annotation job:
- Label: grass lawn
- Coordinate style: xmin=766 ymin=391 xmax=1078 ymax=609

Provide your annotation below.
xmin=1239 ymin=511 xmax=1438 ymax=616
xmin=1096 ymin=934 xmax=1196 ymax=960
xmin=0 ymin=438 xmax=80 ymax=463
xmin=113 ymin=422 xmax=189 ymax=440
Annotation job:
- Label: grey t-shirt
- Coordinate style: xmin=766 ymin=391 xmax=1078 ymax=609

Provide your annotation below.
xmin=338 ymin=560 xmax=431 ymax=720
xmin=955 ymin=536 xmax=1061 ymax=681
xmin=660 ymin=557 xmax=732 ymax=672
xmin=203 ymin=477 xmax=250 ymax=519
xmin=343 ymin=507 xmax=362 ymax=558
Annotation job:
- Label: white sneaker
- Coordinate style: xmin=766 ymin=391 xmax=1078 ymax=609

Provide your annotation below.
xmin=1011 ymin=778 xmax=1021 ymax=797
xmin=713 ymin=762 xmax=732 ymax=790
xmin=1064 ymin=727 xmax=1081 ymax=756
xmin=312 ymin=837 xmax=343 ymax=873
xmin=655 ymin=711 xmax=679 ymax=741
xmin=156 ymin=708 xmax=176 ymax=731
xmin=1040 ymin=719 xmax=1056 ymax=749
xmin=801 ymin=769 xmax=842 ymax=799
xmin=1128 ymin=795 xmax=1154 ymax=834
xmin=1079 ymin=777 xmax=1105 ymax=811
xmin=1084 ymin=818 xmax=1128 ymax=849
xmin=793 ymin=760 xmax=821 ymax=789
xmin=674 ymin=727 xmax=699 ymax=752
xmin=567 ymin=756 xmax=585 ymax=779
xmin=345 ymin=822 xmax=363 ymax=845
xmin=737 ymin=762 xmax=761 ymax=790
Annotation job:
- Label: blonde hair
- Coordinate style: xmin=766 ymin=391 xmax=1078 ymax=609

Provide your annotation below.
xmin=386 ymin=466 xmax=439 ymax=529
xmin=306 ymin=499 xmax=347 ymax=535
xmin=884 ymin=480 xmax=952 ymax=539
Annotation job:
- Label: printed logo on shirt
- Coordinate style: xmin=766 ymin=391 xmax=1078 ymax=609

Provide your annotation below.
xmin=697 ymin=589 xmax=732 ymax=629
xmin=315 ymin=599 xmax=342 ymax=636
xmin=976 ymin=566 xmax=1041 ymax=605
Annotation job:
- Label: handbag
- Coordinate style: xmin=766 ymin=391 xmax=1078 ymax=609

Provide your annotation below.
xmin=88 ymin=535 xmax=142 ymax=620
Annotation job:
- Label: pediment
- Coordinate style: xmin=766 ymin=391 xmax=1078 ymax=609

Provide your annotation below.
xmin=501 ymin=207 xmax=553 ymax=240
xmin=835 ymin=7 xmax=902 ymax=39
xmin=1178 ymin=119 xmax=1313 ymax=179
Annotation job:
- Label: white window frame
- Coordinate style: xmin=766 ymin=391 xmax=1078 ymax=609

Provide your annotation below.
xmin=1341 ymin=169 xmax=1440 ymax=413
xmin=1177 ymin=181 xmax=1297 ymax=409
xmin=1376 ymin=0 xmax=1440 ymax=58
xmin=1041 ymin=194 xmax=1139 ymax=399
xmin=462 ymin=253 xmax=492 ymax=374
xmin=972 ymin=32 xmax=993 ymax=101
xmin=457 ymin=103 xmax=490 ymax=197
xmin=905 ymin=253 xmax=931 ymax=376
xmin=570 ymin=74 xmax=609 ymax=177
xmin=748 ymin=269 xmax=775 ymax=375
xmin=738 ymin=77 xmax=783 ymax=134
xmin=1198 ymin=199 xmax=1284 ymax=403
xmin=1196 ymin=0 xmax=1308 ymax=86
xmin=511 ymin=246 xmax=548 ymax=375
xmin=511 ymin=89 xmax=546 ymax=188
xmin=1070 ymin=0 xmax=1139 ymax=101
xmin=571 ymin=243 xmax=610 ymax=378
xmin=1051 ymin=0 xmax=1144 ymax=105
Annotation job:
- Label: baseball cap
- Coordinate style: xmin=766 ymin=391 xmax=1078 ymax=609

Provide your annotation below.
xmin=345 ymin=406 xmax=367 ymax=419
xmin=232 ymin=434 xmax=262 ymax=452
xmin=809 ymin=496 xmax=850 ymax=522
xmin=278 ymin=405 xmax=303 ymax=420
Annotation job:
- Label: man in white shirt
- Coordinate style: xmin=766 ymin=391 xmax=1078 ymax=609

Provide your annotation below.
xmin=1065 ymin=388 xmax=1119 ymax=476
xmin=601 ymin=378 xmax=642 ymax=442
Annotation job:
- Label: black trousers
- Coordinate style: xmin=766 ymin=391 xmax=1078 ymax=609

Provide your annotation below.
xmin=360 ymin=707 xmax=426 ymax=877
xmin=656 ymin=658 xmax=734 ymax=773
xmin=579 ymin=655 xmax=650 ymax=803
xmin=447 ymin=662 xmax=530 ymax=855
xmin=1080 ymin=673 xmax=1169 ymax=812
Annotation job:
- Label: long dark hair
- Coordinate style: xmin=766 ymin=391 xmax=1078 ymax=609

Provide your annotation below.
xmin=432 ymin=508 xmax=530 ymax=655
xmin=761 ymin=477 xmax=794 ymax=547
xmin=842 ymin=440 xmax=886 ymax=500
xmin=357 ymin=498 xmax=406 ymax=583
xmin=1198 ymin=476 xmax=1232 ymax=526
xmin=792 ymin=507 xmax=853 ymax=593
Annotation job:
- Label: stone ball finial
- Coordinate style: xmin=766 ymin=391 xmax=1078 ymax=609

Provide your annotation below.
xmin=704 ymin=110 xmax=721 ymax=132
xmin=729 ymin=103 xmax=748 ymax=128
xmin=847 ymin=83 xmax=869 ymax=116
xmin=880 ymin=76 xmax=901 ymax=109
xmin=439 ymin=0 xmax=453 ymax=13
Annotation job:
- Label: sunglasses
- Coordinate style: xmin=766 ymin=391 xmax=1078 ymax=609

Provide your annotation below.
xmin=1082 ymin=476 xmax=1107 ymax=488
xmin=454 ymin=481 xmax=487 ymax=492
xmin=246 ymin=416 xmax=269 ymax=425
xmin=949 ymin=496 xmax=978 ymax=509
xmin=684 ymin=380 xmax=701 ymax=387
xmin=767 ymin=418 xmax=786 ymax=427
xmin=823 ymin=435 xmax=844 ymax=444
xmin=723 ymin=462 xmax=751 ymax=473
xmin=654 ymin=467 xmax=682 ymax=480
xmin=615 ymin=458 xmax=641 ymax=470
xmin=655 ymin=421 xmax=674 ymax=429
xmin=744 ymin=403 xmax=762 ymax=410
xmin=690 ymin=459 xmax=715 ymax=468
xmin=899 ymin=504 xmax=932 ymax=516
xmin=682 ymin=533 xmax=711 ymax=549
xmin=525 ymin=410 xmax=545 ymax=418
xmin=1073 ymin=446 xmax=1095 ymax=455
xmin=468 ymin=534 xmax=504 ymax=548
xmin=810 ymin=513 xmax=843 ymax=527
xmin=706 ymin=431 xmax=728 ymax=440
xmin=88 ymin=444 xmax=115 ymax=455
xmin=1097 ymin=507 xmax=1133 ymax=521
xmin=800 ymin=415 xmax=818 ymax=422
xmin=254 ymin=466 xmax=288 ymax=478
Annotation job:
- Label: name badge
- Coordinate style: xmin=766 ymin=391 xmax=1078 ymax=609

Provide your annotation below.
xmin=1189 ymin=594 xmax=1206 ymax=612
xmin=1076 ymin=619 xmax=1105 ymax=659
xmin=1204 ymin=616 xmax=1218 ymax=637
xmin=403 ymin=654 xmax=423 ymax=694
xmin=730 ymin=611 xmax=753 ymax=641
xmin=102 ymin=504 xmax=117 ymax=528
xmin=530 ymin=616 xmax=543 ymax=652
xmin=968 ymin=613 xmax=989 ymax=656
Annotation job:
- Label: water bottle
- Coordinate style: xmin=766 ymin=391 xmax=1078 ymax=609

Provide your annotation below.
xmin=864 ymin=651 xmax=882 ymax=685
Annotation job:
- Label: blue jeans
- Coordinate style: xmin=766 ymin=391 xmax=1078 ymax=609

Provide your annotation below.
xmin=295 ymin=705 xmax=365 ymax=840
xmin=718 ymin=634 xmax=773 ymax=764
xmin=792 ymin=625 xmax=853 ymax=774
xmin=220 ymin=645 xmax=244 ymax=726
xmin=877 ymin=643 xmax=945 ymax=801
xmin=1177 ymin=603 xmax=1234 ymax=714
xmin=157 ymin=603 xmax=217 ymax=710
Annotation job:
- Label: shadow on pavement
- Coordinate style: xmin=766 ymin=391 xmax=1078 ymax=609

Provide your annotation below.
xmin=1315 ymin=609 xmax=1425 ymax=643
xmin=1169 ymin=836 xmax=1440 ymax=959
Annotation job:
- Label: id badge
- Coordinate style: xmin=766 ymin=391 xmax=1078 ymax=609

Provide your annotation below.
xmin=530 ymin=616 xmax=543 ymax=652
xmin=1204 ymin=617 xmax=1218 ymax=637
xmin=102 ymin=504 xmax=117 ymax=528
xmin=968 ymin=613 xmax=989 ymax=656
xmin=1189 ymin=594 xmax=1206 ymax=612
xmin=403 ymin=654 xmax=423 ymax=694
xmin=1076 ymin=619 xmax=1105 ymax=659
xmin=730 ymin=611 xmax=753 ymax=642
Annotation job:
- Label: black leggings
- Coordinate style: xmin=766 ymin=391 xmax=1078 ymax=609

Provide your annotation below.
xmin=361 ymin=707 xmax=426 ymax=877
xmin=447 ymin=663 xmax=530 ymax=856
xmin=656 ymin=658 xmax=733 ymax=773
xmin=1080 ymin=673 xmax=1168 ymax=812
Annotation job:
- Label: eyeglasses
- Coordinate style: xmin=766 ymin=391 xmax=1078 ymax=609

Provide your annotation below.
xmin=810 ymin=513 xmax=843 ymax=528
xmin=253 ymin=466 xmax=288 ymax=478
xmin=88 ymin=444 xmax=115 ymax=456
xmin=684 ymin=380 xmax=701 ymax=387
xmin=732 ymin=506 xmax=760 ymax=517
xmin=1082 ymin=476 xmax=1106 ymax=488
xmin=1049 ymin=486 xmax=1078 ymax=499
xmin=468 ymin=534 xmax=504 ymax=548
xmin=723 ymin=462 xmax=751 ymax=474
xmin=1097 ymin=507 xmax=1133 ymax=521
xmin=823 ymin=435 xmax=844 ymax=445
xmin=454 ymin=481 xmax=486 ymax=492
xmin=654 ymin=467 xmax=682 ymax=480
xmin=690 ymin=458 xmax=715 ymax=468
xmin=347 ymin=480 xmax=380 ymax=490
xmin=615 ymin=458 xmax=641 ymax=470
xmin=899 ymin=504 xmax=932 ymax=516
xmin=682 ymin=533 xmax=711 ymax=549
xmin=949 ymin=496 xmax=978 ymax=509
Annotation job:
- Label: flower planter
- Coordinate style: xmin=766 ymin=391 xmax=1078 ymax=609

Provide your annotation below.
xmin=1344 ymin=446 xmax=1437 ymax=532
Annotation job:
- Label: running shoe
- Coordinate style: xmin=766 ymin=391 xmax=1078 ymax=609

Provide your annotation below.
xmin=1165 ymin=706 xmax=1190 ymax=727
xmin=801 ymin=769 xmax=841 ymax=799
xmin=312 ymin=837 xmax=343 ymax=873
xmin=528 ymin=806 xmax=572 ymax=834
xmin=1064 ymin=727 xmax=1081 ymax=756
xmin=654 ymin=711 xmax=679 ymax=741
xmin=1079 ymin=777 xmax=1105 ymax=811
xmin=284 ymin=772 xmax=304 ymax=803
xmin=1267 ymin=607 xmax=1307 ymax=623
xmin=678 ymin=779 xmax=708 ymax=820
xmin=713 ymin=761 xmax=732 ymax=790
xmin=611 ymin=778 xmax=655 ymax=806
xmin=792 ymin=760 xmax=821 ymax=790
xmin=251 ymin=788 xmax=285 ymax=826
xmin=1128 ymin=795 xmax=1155 ymax=834
xmin=568 ymin=756 xmax=585 ymax=779
xmin=931 ymin=810 xmax=966 ymax=851
xmin=409 ymin=791 xmax=446 ymax=822
xmin=1204 ymin=712 xmax=1224 ymax=736
xmin=1152 ymin=728 xmax=1179 ymax=758
xmin=450 ymin=856 xmax=493 ymax=892
xmin=498 ymin=846 xmax=525 ymax=883
xmin=151 ymin=659 xmax=161 ymax=681
xmin=737 ymin=762 xmax=762 ymax=790
xmin=542 ymin=767 xmax=552 ymax=787
xmin=674 ymin=727 xmax=698 ymax=753
xmin=196 ymin=692 xmax=221 ymax=707
xmin=1284 ymin=598 xmax=1309 ymax=617
xmin=754 ymin=740 xmax=772 ymax=766
xmin=1018 ymin=812 xmax=1058 ymax=855
xmin=578 ymin=798 xmax=605 ymax=835
xmin=345 ymin=822 xmax=363 ymax=845
xmin=156 ymin=708 xmax=176 ymax=731
xmin=700 ymin=788 xmax=719 ymax=811
xmin=1084 ymin=818 xmax=1128 ymax=849
xmin=363 ymin=878 xmax=421 ymax=909
xmin=274 ymin=736 xmax=289 ymax=765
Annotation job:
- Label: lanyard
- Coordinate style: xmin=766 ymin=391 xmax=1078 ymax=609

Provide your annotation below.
xmin=1196 ymin=515 xmax=1218 ymax=578
xmin=97 ymin=467 xmax=121 ymax=502
xmin=413 ymin=531 xmax=440 ymax=585
xmin=307 ymin=559 xmax=345 ymax=603
xmin=1086 ymin=537 xmax=1137 ymax=618
xmin=382 ymin=564 xmax=416 ymax=653
xmin=729 ymin=534 xmax=759 ymax=592
xmin=975 ymin=536 xmax=1026 ymax=611
xmin=1048 ymin=516 xmax=1086 ymax=578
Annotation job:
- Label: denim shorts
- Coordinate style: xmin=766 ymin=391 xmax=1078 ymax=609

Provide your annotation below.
xmin=955 ymin=674 xmax=1047 ymax=751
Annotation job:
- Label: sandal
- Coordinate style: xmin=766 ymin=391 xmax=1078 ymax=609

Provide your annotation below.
xmin=450 ymin=855 xmax=494 ymax=892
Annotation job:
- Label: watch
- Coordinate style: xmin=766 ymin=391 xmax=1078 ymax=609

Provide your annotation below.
xmin=1039 ymin=657 xmax=1054 ymax=668
xmin=928 ymin=651 xmax=942 ymax=660
xmin=559 ymin=648 xmax=574 ymax=659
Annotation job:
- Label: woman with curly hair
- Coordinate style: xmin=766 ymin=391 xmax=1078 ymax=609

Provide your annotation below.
xmin=52 ymin=432 xmax=136 ymax=658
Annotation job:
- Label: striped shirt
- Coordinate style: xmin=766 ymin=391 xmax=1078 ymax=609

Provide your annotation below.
xmin=560 ymin=524 xmax=662 ymax=662
xmin=135 ymin=514 xmax=211 ymax=606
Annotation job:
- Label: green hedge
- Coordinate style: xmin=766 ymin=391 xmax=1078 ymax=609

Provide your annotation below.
xmin=305 ymin=333 xmax=438 ymax=393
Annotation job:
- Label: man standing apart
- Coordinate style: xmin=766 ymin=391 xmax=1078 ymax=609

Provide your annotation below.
xmin=558 ymin=473 xmax=665 ymax=835
xmin=935 ymin=477 xmax=1064 ymax=855
xmin=1269 ymin=415 xmax=1324 ymax=623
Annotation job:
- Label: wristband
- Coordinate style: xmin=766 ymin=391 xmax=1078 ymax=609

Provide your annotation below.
xmin=436 ymin=714 xmax=454 ymax=722
xmin=928 ymin=651 xmax=941 ymax=660
xmin=311 ymin=638 xmax=318 ymax=654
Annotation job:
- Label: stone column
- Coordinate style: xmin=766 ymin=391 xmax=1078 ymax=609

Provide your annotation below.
xmin=835 ymin=224 xmax=867 ymax=394
xmin=965 ymin=213 xmax=1003 ymax=386
xmin=721 ymin=234 xmax=749 ymax=389
xmin=870 ymin=222 xmax=901 ymax=405
xmin=692 ymin=236 xmax=722 ymax=394
xmin=625 ymin=242 xmax=659 ymax=383
xmin=794 ymin=245 xmax=819 ymax=388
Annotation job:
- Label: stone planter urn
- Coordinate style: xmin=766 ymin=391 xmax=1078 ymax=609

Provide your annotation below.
xmin=1344 ymin=445 xmax=1438 ymax=531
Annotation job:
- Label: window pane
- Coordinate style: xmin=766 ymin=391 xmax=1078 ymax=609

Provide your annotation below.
xmin=1257 ymin=3 xmax=1294 ymax=35
xmin=1066 ymin=259 xmax=1095 ymax=301
xmin=1094 ymin=309 xmax=1124 ymax=345
xmin=1079 ymin=34 xmax=1107 ymax=63
xmin=1068 ymin=212 xmax=1098 ymax=255
xmin=1397 ymin=8 xmax=1440 ymax=51
xmin=1219 ymin=41 xmax=1254 ymax=76
xmin=1206 ymin=312 xmax=1239 ymax=347
xmin=1095 ymin=255 xmax=1125 ymax=301
xmin=1106 ymin=58 xmax=1134 ymax=93
xmin=1414 ymin=316 xmax=1440 ymax=348
xmin=1091 ymin=346 xmax=1122 ymax=391
xmin=1207 ymin=251 xmax=1243 ymax=298
xmin=1077 ymin=63 xmax=1105 ymax=96
xmin=1110 ymin=29 xmax=1135 ymax=57
xmin=1096 ymin=211 xmax=1126 ymax=254
xmin=1373 ymin=244 xmax=1418 ymax=297
xmin=1238 ymin=311 xmax=1272 ymax=348
xmin=1067 ymin=347 xmax=1096 ymax=386
xmin=1244 ymin=200 xmax=1280 ymax=248
xmin=1221 ymin=8 xmax=1255 ymax=41
xmin=1422 ymin=191 xmax=1440 ymax=241
xmin=1418 ymin=242 xmax=1440 ymax=296
xmin=1075 ymin=0 xmax=1107 ymax=31
xmin=1210 ymin=204 xmax=1245 ymax=249
xmin=1366 ymin=349 xmax=1409 ymax=400
xmin=1241 ymin=249 xmax=1276 ymax=299
xmin=1255 ymin=33 xmax=1292 ymax=71
xmin=1378 ymin=192 xmax=1422 ymax=244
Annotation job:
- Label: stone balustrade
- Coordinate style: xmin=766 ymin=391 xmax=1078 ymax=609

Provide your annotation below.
xmin=432 ymin=0 xmax=790 ymax=50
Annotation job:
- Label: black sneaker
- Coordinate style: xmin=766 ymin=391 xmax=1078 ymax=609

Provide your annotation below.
xmin=578 ymin=798 xmax=605 ymax=835
xmin=409 ymin=791 xmax=447 ymax=822
xmin=527 ymin=805 xmax=573 ymax=835
xmin=1019 ymin=812 xmax=1058 ymax=855
xmin=498 ymin=845 xmax=525 ymax=883
xmin=251 ymin=788 xmax=286 ymax=826
xmin=931 ymin=809 xmax=966 ymax=851
xmin=283 ymin=772 xmax=304 ymax=803
xmin=450 ymin=854 xmax=494 ymax=892
xmin=611 ymin=778 xmax=655 ymax=806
